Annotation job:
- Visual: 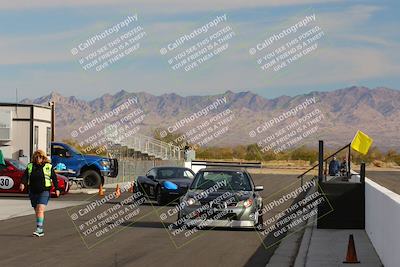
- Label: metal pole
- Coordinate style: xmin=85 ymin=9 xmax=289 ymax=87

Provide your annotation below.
xmin=360 ymin=161 xmax=366 ymax=228
xmin=318 ymin=140 xmax=324 ymax=183
xmin=122 ymin=161 xmax=125 ymax=184
xmin=50 ymin=101 xmax=55 ymax=141
xmin=360 ymin=162 xmax=365 ymax=184
xmin=348 ymin=144 xmax=351 ymax=177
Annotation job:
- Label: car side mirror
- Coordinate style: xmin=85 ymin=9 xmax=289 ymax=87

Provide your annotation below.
xmin=254 ymin=185 xmax=264 ymax=191
xmin=65 ymin=151 xmax=72 ymax=158
xmin=147 ymin=175 xmax=155 ymax=180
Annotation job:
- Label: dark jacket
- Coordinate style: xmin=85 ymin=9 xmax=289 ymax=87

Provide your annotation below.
xmin=21 ymin=163 xmax=58 ymax=194
xmin=328 ymin=160 xmax=340 ymax=176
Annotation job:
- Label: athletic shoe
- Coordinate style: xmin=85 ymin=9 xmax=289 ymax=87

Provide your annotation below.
xmin=33 ymin=228 xmax=44 ymax=237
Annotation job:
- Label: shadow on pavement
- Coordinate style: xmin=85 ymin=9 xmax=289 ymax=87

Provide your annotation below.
xmin=244 ymin=188 xmax=311 ymax=267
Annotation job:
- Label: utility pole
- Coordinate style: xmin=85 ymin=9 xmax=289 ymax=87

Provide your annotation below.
xmin=49 ymin=101 xmax=55 ymax=141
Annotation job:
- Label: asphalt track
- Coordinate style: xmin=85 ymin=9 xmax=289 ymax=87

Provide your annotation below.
xmin=366 ymin=170 xmax=400 ymax=195
xmin=1 ymin=171 xmax=398 ymax=267
xmin=0 ymin=174 xmax=305 ymax=267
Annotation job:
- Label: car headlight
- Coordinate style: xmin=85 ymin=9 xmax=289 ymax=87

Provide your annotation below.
xmin=185 ymin=197 xmax=200 ymax=206
xmin=238 ymin=199 xmax=253 ymax=208
xmin=100 ymin=160 xmax=110 ymax=167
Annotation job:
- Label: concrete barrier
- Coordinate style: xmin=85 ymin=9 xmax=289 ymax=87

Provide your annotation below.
xmin=365 ymin=178 xmax=400 ymax=267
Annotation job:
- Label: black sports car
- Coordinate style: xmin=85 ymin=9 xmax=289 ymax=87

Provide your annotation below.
xmin=135 ymin=167 xmax=195 ymax=205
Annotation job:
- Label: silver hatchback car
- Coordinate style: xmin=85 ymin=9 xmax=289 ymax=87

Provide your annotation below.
xmin=177 ymin=168 xmax=264 ymax=229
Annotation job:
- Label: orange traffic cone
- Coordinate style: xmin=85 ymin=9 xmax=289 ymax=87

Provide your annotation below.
xmin=129 ymin=182 xmax=134 ymax=193
xmin=343 ymin=234 xmax=360 ymax=264
xmin=98 ymin=183 xmax=104 ymax=196
xmin=115 ymin=184 xmax=121 ymax=198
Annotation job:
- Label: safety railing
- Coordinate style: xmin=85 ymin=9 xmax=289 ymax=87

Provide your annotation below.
xmin=117 ymin=133 xmax=182 ymax=160
xmin=297 ymin=142 xmax=351 ymax=185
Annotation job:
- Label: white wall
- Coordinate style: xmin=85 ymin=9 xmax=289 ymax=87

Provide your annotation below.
xmin=365 ymin=178 xmax=400 ymax=267
xmin=0 ymin=105 xmax=52 ymax=161
xmin=33 ymin=106 xmax=51 ymax=120
xmin=0 ymin=106 xmax=31 ymax=160
xmin=11 ymin=121 xmax=31 ymax=158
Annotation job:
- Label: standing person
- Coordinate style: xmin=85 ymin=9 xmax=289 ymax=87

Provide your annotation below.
xmin=340 ymin=156 xmax=348 ymax=176
xmin=19 ymin=150 xmax=60 ymax=237
xmin=328 ymin=155 xmax=340 ymax=176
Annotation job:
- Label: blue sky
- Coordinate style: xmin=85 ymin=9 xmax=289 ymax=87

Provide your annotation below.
xmin=0 ymin=0 xmax=399 ymax=101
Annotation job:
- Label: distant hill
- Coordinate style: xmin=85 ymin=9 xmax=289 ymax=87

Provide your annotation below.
xmin=22 ymin=86 xmax=400 ymax=151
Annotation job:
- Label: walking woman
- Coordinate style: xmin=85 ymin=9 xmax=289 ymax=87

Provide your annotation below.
xmin=19 ymin=150 xmax=60 ymax=237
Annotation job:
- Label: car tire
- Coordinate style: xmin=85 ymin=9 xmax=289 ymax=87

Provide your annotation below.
xmin=82 ymin=170 xmax=102 ymax=188
xmin=133 ymin=183 xmax=147 ymax=203
xmin=156 ymin=186 xmax=165 ymax=206
xmin=134 ymin=182 xmax=146 ymax=197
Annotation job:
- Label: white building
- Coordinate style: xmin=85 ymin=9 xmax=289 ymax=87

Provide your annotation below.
xmin=0 ymin=103 xmax=54 ymax=163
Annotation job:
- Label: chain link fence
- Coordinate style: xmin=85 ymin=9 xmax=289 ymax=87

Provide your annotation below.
xmin=104 ymin=159 xmax=184 ymax=185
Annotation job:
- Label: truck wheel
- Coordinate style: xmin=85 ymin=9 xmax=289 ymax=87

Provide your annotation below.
xmin=82 ymin=170 xmax=102 ymax=188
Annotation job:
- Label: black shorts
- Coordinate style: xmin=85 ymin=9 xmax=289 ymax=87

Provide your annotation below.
xmin=29 ymin=191 xmax=50 ymax=208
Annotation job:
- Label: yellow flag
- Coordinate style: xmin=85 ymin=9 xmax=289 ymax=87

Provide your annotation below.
xmin=351 ymin=130 xmax=373 ymax=155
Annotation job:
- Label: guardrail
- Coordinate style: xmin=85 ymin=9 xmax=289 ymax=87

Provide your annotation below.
xmin=106 ymin=130 xmax=182 ymax=160
xmin=365 ymin=177 xmax=400 ymax=267
xmin=104 ymin=159 xmax=184 ymax=184
xmin=297 ymin=142 xmax=351 ymax=185
xmin=122 ymin=134 xmax=181 ymax=160
xmin=186 ymin=160 xmax=262 ymax=173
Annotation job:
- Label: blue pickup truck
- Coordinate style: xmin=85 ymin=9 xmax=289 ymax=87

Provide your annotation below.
xmin=51 ymin=142 xmax=118 ymax=188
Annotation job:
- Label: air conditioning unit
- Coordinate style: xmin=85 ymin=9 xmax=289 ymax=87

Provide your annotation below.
xmin=0 ymin=111 xmax=11 ymax=141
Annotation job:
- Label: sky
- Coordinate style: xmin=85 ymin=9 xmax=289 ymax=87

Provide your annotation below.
xmin=0 ymin=0 xmax=399 ymax=102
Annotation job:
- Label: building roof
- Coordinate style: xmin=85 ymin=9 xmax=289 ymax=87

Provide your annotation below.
xmin=0 ymin=103 xmax=51 ymax=110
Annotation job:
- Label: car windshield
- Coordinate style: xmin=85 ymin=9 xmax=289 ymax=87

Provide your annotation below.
xmin=8 ymin=159 xmax=27 ymax=170
xmin=190 ymin=171 xmax=252 ymax=191
xmin=68 ymin=145 xmax=82 ymax=155
xmin=157 ymin=168 xmax=194 ymax=180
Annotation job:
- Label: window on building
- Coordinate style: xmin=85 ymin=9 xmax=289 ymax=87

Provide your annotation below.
xmin=46 ymin=127 xmax=51 ymax=155
xmin=34 ymin=126 xmax=39 ymax=151
xmin=0 ymin=111 xmax=11 ymax=141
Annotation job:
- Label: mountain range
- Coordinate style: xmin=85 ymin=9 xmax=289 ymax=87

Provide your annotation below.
xmin=21 ymin=86 xmax=400 ymax=151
